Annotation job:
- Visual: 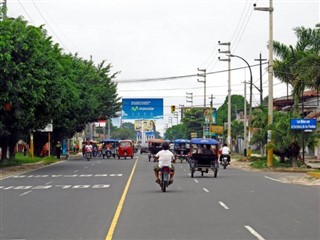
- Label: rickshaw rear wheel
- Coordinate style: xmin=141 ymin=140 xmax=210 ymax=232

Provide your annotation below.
xmin=191 ymin=168 xmax=195 ymax=178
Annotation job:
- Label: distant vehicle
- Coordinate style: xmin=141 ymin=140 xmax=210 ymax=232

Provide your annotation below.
xmin=117 ymin=140 xmax=134 ymax=159
xmin=101 ymin=139 xmax=118 ymax=159
xmin=148 ymin=139 xmax=166 ymax=162
xmin=173 ymin=139 xmax=191 ymax=163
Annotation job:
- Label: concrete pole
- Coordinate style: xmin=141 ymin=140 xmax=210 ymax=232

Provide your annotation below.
xmin=254 ymin=0 xmax=274 ymax=167
xmin=244 ymin=81 xmax=247 ymax=156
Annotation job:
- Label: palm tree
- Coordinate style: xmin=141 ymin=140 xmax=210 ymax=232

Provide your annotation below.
xmin=273 ymin=24 xmax=320 ymax=116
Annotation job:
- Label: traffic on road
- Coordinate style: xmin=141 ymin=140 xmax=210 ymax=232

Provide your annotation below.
xmin=1 ymin=153 xmax=319 ymax=240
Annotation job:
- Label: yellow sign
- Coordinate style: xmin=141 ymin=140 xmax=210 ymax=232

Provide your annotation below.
xmin=210 ymin=125 xmax=224 ymax=134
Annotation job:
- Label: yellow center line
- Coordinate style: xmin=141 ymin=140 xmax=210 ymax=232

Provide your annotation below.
xmin=105 ymin=157 xmax=139 ymax=240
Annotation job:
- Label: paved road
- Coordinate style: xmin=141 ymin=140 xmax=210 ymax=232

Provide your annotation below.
xmin=0 ymin=154 xmax=319 ymax=240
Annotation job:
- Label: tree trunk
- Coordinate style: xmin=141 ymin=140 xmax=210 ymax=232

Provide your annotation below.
xmin=0 ymin=143 xmax=8 ymax=162
xmin=291 ymin=156 xmax=298 ymax=168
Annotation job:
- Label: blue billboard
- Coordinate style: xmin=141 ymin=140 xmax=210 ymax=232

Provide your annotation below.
xmin=122 ymin=98 xmax=163 ymax=119
xmin=290 ymin=118 xmax=317 ymax=130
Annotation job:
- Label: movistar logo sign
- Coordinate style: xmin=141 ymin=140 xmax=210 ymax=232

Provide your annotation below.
xmin=131 ymin=106 xmax=139 ymax=111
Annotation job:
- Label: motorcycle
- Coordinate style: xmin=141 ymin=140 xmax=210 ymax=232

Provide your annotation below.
xmin=221 ymin=154 xmax=229 ymax=169
xmin=105 ymin=148 xmax=112 ymax=159
xmin=158 ymin=166 xmax=172 ymax=192
xmin=85 ymin=151 xmax=92 ymax=161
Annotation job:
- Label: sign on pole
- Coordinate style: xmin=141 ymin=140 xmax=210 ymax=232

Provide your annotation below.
xmin=290 ymin=119 xmax=317 ymax=130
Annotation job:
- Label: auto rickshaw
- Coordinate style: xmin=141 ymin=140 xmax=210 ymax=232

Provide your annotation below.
xmin=189 ymin=138 xmax=219 ymax=178
xmin=117 ymin=139 xmax=134 ymax=159
xmin=173 ymin=139 xmax=191 ymax=163
xmin=101 ymin=139 xmax=118 ymax=159
xmin=147 ymin=139 xmax=166 ymax=162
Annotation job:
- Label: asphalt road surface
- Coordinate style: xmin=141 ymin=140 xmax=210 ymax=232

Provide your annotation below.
xmin=0 ymin=154 xmax=319 ymax=240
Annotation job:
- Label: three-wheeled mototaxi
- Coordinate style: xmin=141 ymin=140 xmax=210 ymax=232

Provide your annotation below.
xmin=189 ymin=138 xmax=219 ymax=178
xmin=173 ymin=139 xmax=190 ymax=163
xmin=117 ymin=139 xmax=134 ymax=159
xmin=148 ymin=139 xmax=166 ymax=162
xmin=101 ymin=139 xmax=118 ymax=159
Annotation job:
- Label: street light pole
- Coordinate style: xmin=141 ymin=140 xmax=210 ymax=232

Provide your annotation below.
xmin=254 ymin=0 xmax=274 ymax=166
xmin=228 ymin=54 xmax=252 ymax=156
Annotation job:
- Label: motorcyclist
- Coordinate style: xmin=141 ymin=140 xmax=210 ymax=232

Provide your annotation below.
xmin=153 ymin=142 xmax=175 ymax=185
xmin=85 ymin=142 xmax=93 ymax=157
xmin=220 ymin=143 xmax=231 ymax=164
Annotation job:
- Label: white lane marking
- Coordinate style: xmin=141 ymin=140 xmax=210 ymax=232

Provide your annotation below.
xmin=219 ymin=201 xmax=229 ymax=209
xmin=264 ymin=176 xmax=287 ymax=183
xmin=203 ymin=188 xmax=210 ymax=193
xmin=74 ymin=170 xmax=79 ymax=173
xmin=244 ymin=225 xmax=266 ymax=240
xmin=1 ymin=184 xmax=110 ymax=190
xmin=45 ymin=181 xmax=53 ymax=185
xmin=20 ymin=190 xmax=32 ymax=196
xmin=12 ymin=174 xmax=122 ymax=178
xmin=194 ymin=179 xmax=199 ymax=183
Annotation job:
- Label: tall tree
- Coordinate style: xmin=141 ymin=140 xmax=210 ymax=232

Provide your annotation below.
xmin=273 ymin=24 xmax=320 ymax=115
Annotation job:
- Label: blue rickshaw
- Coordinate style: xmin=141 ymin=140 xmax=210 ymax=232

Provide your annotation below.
xmin=173 ymin=139 xmax=191 ymax=163
xmin=101 ymin=139 xmax=119 ymax=159
xmin=189 ymin=138 xmax=219 ymax=178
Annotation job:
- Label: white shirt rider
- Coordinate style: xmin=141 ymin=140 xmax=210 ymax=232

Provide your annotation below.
xmin=221 ymin=145 xmax=231 ymax=155
xmin=155 ymin=149 xmax=174 ymax=168
xmin=85 ymin=144 xmax=93 ymax=152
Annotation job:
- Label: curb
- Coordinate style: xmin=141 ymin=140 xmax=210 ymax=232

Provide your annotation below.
xmin=307 ymin=172 xmax=320 ymax=179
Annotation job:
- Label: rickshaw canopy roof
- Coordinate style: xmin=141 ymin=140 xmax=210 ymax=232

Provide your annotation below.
xmin=101 ymin=139 xmax=119 ymax=143
xmin=191 ymin=138 xmax=219 ymax=145
xmin=148 ymin=139 xmax=166 ymax=143
xmin=174 ymin=139 xmax=190 ymax=143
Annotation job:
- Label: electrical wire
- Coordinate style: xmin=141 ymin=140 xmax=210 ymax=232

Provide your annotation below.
xmin=115 ymin=62 xmax=267 ymax=83
xmin=31 ymin=0 xmax=71 ymax=53
xmin=17 ymin=0 xmax=35 ymax=24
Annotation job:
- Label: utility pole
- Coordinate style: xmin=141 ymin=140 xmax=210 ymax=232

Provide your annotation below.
xmin=197 ymin=68 xmax=207 ymax=138
xmin=255 ymin=53 xmax=267 ymax=105
xmin=243 ymin=81 xmax=248 ymax=156
xmin=197 ymin=68 xmax=207 ymax=108
xmin=179 ymin=104 xmax=184 ymax=124
xmin=209 ymin=94 xmax=215 ymax=139
xmin=186 ymin=92 xmax=193 ymax=108
xmin=0 ymin=0 xmax=7 ymax=20
xmin=218 ymin=41 xmax=231 ymax=148
xmin=254 ymin=0 xmax=274 ymax=166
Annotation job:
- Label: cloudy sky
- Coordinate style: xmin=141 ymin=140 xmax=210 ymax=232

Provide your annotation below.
xmin=8 ymin=0 xmax=320 ymax=132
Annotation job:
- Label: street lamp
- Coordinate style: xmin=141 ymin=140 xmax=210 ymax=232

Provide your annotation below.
xmin=227 ymin=54 xmax=252 ymax=157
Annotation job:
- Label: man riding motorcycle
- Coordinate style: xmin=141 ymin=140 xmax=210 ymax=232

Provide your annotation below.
xmin=153 ymin=142 xmax=175 ymax=185
xmin=219 ymin=143 xmax=231 ymax=164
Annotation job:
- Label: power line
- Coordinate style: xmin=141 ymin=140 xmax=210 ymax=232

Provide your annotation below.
xmin=115 ymin=62 xmax=267 ymax=83
xmin=31 ymin=0 xmax=71 ymax=53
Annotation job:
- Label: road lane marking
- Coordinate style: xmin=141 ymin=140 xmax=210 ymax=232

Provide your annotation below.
xmin=194 ymin=179 xmax=199 ymax=183
xmin=20 ymin=190 xmax=32 ymax=196
xmin=244 ymin=225 xmax=266 ymax=240
xmin=45 ymin=181 xmax=53 ymax=185
xmin=74 ymin=170 xmax=79 ymax=173
xmin=0 ymin=184 xmax=110 ymax=190
xmin=12 ymin=174 xmax=122 ymax=178
xmin=264 ymin=176 xmax=287 ymax=183
xmin=203 ymin=188 xmax=210 ymax=193
xmin=218 ymin=201 xmax=229 ymax=209
xmin=105 ymin=157 xmax=139 ymax=240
